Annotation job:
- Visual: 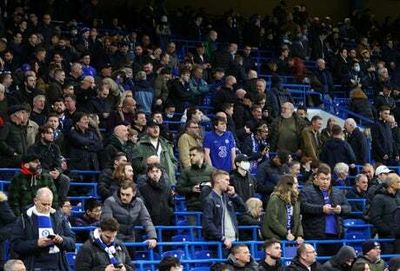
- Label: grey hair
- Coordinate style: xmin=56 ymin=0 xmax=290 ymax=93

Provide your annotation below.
xmin=4 ymin=259 xmax=25 ymax=271
xmin=333 ymin=162 xmax=349 ymax=175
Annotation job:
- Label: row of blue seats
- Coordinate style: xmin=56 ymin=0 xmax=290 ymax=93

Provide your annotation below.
xmin=65 ymin=238 xmax=396 ymax=271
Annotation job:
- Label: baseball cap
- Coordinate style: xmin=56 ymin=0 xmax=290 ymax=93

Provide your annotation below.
xmin=375 ymin=165 xmax=393 ymax=176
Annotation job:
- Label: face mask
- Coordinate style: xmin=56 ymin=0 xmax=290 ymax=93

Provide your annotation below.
xmin=240 ymin=161 xmax=251 ymax=171
xmin=354 ymin=65 xmax=360 ymax=72
xmin=166 ymin=113 xmax=174 ymax=118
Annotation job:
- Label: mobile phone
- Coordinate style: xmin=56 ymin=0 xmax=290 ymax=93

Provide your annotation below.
xmin=47 ymin=234 xmax=56 ymax=239
xmin=331 ymin=204 xmax=337 ymax=208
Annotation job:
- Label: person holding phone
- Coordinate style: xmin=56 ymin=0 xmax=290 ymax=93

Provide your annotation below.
xmin=75 ymin=217 xmax=134 ymax=271
xmin=10 ymin=187 xmax=75 ymax=271
xmin=300 ymin=163 xmax=351 ymax=256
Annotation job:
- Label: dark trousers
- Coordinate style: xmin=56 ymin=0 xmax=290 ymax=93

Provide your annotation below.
xmin=317 ymin=234 xmax=341 ymax=256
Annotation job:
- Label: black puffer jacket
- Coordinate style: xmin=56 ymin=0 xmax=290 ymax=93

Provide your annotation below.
xmin=285 ymin=256 xmax=321 ymax=271
xmin=28 ymin=141 xmax=62 ymax=169
xmin=300 ymin=184 xmax=351 ymax=239
xmin=0 ymin=121 xmax=27 ymax=167
xmin=369 ymin=189 xmax=400 ymax=237
xmin=321 ymin=245 xmax=357 ymax=271
xmin=139 ymin=178 xmax=174 ymax=226
xmin=75 ymin=230 xmax=134 ymax=271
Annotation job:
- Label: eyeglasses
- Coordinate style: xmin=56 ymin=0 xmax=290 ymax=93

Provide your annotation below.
xmin=189 ymin=126 xmax=199 ymax=129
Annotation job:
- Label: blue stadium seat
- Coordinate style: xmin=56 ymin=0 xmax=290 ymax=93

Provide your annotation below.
xmin=189 ymin=267 xmax=209 ymax=271
xmin=192 ymin=250 xmax=213 ymax=259
xmin=171 ymin=234 xmax=192 ymax=242
xmin=66 ymin=252 xmax=76 ymax=269
xmin=161 ymin=250 xmax=186 ymax=260
xmin=134 ymin=251 xmax=160 ymax=261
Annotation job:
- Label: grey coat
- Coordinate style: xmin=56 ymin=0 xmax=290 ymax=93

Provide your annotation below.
xmin=102 ymin=192 xmax=157 ymax=241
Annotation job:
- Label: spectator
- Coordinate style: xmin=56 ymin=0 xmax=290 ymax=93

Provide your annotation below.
xmin=285 ymin=243 xmax=320 ymax=271
xmin=349 ymin=87 xmax=374 ymax=120
xmin=238 ymin=197 xmax=263 ymax=229
xmin=167 ymin=68 xmax=193 ymax=113
xmin=11 ymin=187 xmax=75 ymax=271
xmin=0 ymin=191 xmax=16 ymax=269
xmin=102 ymin=181 xmax=157 ymax=246
xmin=47 ymin=68 xmax=66 ymax=105
xmin=321 ymin=245 xmax=357 ymax=271
xmin=10 ymin=74 xmax=43 ymax=107
xmin=158 ymin=256 xmax=183 ymax=271
xmin=131 ymin=111 xmax=147 ymax=137
xmin=132 ymin=119 xmax=177 ymax=185
xmin=8 ymin=154 xmax=59 ymax=216
xmin=213 ymin=76 xmax=237 ymax=112
xmin=241 ymin=122 xmax=270 ymax=175
xmin=98 ymin=161 xmax=134 ymax=201
xmin=374 ymin=83 xmax=396 ymax=113
xmin=344 ymin=118 xmax=369 ymax=165
xmin=369 ymin=173 xmax=400 ymax=254
xmin=66 ymin=112 xmax=103 ymax=170
xmin=301 ymin=115 xmax=323 ymax=162
xmin=300 ymin=164 xmax=351 ymax=255
xmin=229 ymin=154 xmax=257 ymax=202
xmin=268 ymin=76 xmax=294 ymax=118
xmin=177 ymin=120 xmax=203 ymax=169
xmin=102 ymin=124 xmax=135 ymax=168
xmin=226 ymin=244 xmax=259 ymax=270
xmin=176 ymin=146 xmax=214 ymax=213
xmin=320 ymin=117 xmax=338 ymax=147
xmin=0 ymin=105 xmax=29 ymax=167
xmin=270 ymin=102 xmax=306 ymax=154
xmin=85 ymin=84 xmax=112 ymax=128
xmin=28 ymin=124 xmax=71 ymax=199
xmin=204 ymin=116 xmax=237 ymax=172
xmin=333 ymin=163 xmax=350 ymax=186
xmin=30 ymin=94 xmax=47 ymax=126
xmin=311 ymin=58 xmax=335 ymax=98
xmin=256 ymin=150 xmax=291 ymax=205
xmin=371 ymin=106 xmax=397 ymax=164
xmin=319 ymin=124 xmax=356 ymax=170
xmin=352 ymin=240 xmax=385 ymax=271
xmin=189 ymin=65 xmax=209 ymax=96
xmin=98 ymin=152 xmax=128 ymax=200
xmin=346 ymin=174 xmax=368 ymax=212
xmin=107 ymin=97 xmax=137 ymax=130
xmin=361 ymin=163 xmax=375 ymax=183
xmin=334 ymin=48 xmax=351 ymax=82
xmin=202 ymin=170 xmax=246 ymax=249
xmin=139 ymin=163 xmax=174 ymax=226
xmin=258 ymin=239 xmax=283 ymax=271
xmin=262 ymin=175 xmax=303 ymax=243
xmin=72 ymin=198 xmax=102 ymax=227
xmin=3 ymin=259 xmax=27 ymax=271
xmin=75 ymin=217 xmax=134 ymax=271
xmin=134 ymin=71 xmax=154 ymax=115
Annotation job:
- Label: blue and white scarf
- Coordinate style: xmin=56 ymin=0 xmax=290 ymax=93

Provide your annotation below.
xmin=93 ymin=228 xmax=122 ymax=267
xmin=32 ymin=206 xmax=60 ymax=254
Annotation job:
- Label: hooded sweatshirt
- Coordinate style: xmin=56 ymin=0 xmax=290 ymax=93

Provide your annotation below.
xmin=321 ymin=245 xmax=357 ymax=271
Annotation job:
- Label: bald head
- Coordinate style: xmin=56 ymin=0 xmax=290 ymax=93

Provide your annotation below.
xmin=344 ymin=118 xmax=357 ymax=133
xmin=34 ymin=187 xmax=53 ymax=214
xmin=235 ymin=88 xmax=246 ymax=99
xmin=114 ymin=125 xmax=129 ymax=142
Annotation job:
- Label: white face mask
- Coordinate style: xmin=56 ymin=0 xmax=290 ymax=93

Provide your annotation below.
xmin=354 ymin=65 xmax=360 ymax=72
xmin=239 ymin=161 xmax=251 ymax=171
xmin=166 ymin=113 xmax=174 ymax=118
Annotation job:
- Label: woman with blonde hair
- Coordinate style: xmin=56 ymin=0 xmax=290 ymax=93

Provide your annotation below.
xmin=262 ymin=175 xmax=303 ymax=244
xmin=239 ymin=197 xmax=263 ymax=240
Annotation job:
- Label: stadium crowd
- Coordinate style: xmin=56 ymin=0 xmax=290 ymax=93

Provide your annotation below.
xmin=2 ymin=0 xmax=400 ymax=270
